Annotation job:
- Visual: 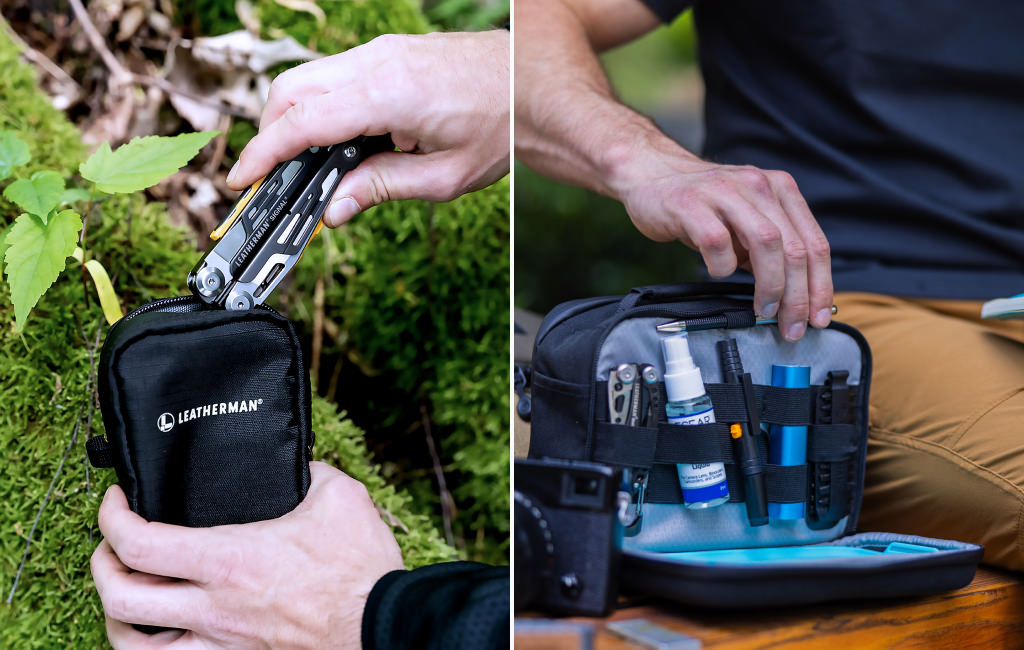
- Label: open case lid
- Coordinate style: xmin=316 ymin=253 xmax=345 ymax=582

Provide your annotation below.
xmin=620 ymin=532 xmax=983 ymax=608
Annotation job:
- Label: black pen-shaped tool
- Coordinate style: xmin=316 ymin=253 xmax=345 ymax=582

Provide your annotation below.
xmin=716 ymin=338 xmax=769 ymax=526
xmin=656 ymin=305 xmax=838 ymax=334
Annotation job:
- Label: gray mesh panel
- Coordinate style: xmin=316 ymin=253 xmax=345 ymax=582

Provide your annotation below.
xmin=596 ymin=319 xmax=862 ymax=386
xmin=600 ymin=318 xmax=862 ymax=551
xmin=624 ymin=504 xmax=848 ymax=552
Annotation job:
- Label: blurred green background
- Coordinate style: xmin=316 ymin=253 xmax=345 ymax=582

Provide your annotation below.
xmin=514 ymin=12 xmax=705 ymax=313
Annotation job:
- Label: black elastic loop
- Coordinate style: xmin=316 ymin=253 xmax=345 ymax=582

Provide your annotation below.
xmin=646 ymin=463 xmax=808 ymax=504
xmin=808 ymin=424 xmax=860 ymax=461
xmin=704 ymin=383 xmax=857 ymax=426
xmin=591 ymin=422 xmax=660 ymax=466
xmin=652 ymin=422 xmax=733 ymax=464
xmin=592 ymin=421 xmax=859 ymax=468
xmin=724 ymin=309 xmax=757 ymax=329
xmin=86 ymin=436 xmax=115 ymax=468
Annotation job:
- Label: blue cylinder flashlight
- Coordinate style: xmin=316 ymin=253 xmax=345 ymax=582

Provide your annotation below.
xmin=769 ymin=364 xmax=811 ymax=520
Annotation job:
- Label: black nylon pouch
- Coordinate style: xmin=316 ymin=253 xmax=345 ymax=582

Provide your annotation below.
xmin=88 ymin=296 xmax=312 ymax=527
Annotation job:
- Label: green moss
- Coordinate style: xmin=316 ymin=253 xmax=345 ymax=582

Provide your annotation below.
xmin=287 ymin=178 xmax=511 ymax=563
xmin=310 ymin=398 xmax=454 ymax=567
xmin=253 ymin=0 xmax=432 ymax=54
xmin=0 ymin=26 xmax=451 ymax=647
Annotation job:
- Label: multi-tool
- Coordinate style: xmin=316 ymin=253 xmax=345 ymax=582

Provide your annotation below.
xmin=608 ymin=363 xmax=661 ymax=428
xmin=608 ymin=362 xmax=662 ymax=530
xmin=188 ymin=134 xmax=393 ymax=310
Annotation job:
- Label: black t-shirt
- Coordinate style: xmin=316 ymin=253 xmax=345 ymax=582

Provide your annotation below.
xmin=644 ymin=0 xmax=1024 ymax=298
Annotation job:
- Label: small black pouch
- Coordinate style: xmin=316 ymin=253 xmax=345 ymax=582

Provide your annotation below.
xmin=88 ymin=296 xmax=313 ymax=527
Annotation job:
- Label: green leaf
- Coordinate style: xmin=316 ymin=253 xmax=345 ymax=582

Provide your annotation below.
xmin=59 ymin=187 xmax=92 ymax=205
xmin=0 ymin=224 xmax=9 ymax=261
xmin=0 ymin=131 xmax=31 ymax=181
xmin=2 ymin=171 xmax=64 ymax=222
xmin=3 ymin=209 xmax=82 ymax=331
xmin=79 ymin=131 xmax=219 ymax=194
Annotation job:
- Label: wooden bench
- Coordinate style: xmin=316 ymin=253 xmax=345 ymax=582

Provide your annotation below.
xmin=515 ymin=567 xmax=1024 ymax=648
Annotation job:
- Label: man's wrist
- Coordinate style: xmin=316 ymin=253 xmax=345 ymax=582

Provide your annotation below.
xmin=597 ymin=112 xmax=704 ymax=202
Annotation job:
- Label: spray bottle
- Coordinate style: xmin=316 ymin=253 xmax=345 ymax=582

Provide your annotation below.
xmin=662 ymin=334 xmax=730 ymax=508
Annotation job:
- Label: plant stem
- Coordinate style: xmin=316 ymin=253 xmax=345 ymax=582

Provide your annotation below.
xmin=420 ymin=399 xmax=457 ymax=549
xmin=6 ymin=403 xmax=85 ymax=604
xmin=78 ymin=187 xmax=96 ymax=310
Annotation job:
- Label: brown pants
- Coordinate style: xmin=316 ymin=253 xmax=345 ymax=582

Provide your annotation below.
xmin=837 ymin=292 xmax=1024 ymax=571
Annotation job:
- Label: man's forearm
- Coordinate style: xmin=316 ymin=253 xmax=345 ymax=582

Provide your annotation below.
xmin=514 ymin=0 xmax=682 ymax=198
xmin=514 ymin=0 xmax=835 ymax=340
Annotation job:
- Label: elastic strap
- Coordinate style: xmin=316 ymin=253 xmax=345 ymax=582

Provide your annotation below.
xmin=597 ymin=381 xmax=854 ymax=427
xmin=86 ymin=435 xmax=115 ymax=468
xmin=645 ymin=463 xmax=808 ymax=504
xmin=591 ymin=421 xmax=858 ymax=467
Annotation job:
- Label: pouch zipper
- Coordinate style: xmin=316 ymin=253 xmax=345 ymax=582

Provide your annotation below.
xmin=110 ymin=295 xmax=280 ymax=335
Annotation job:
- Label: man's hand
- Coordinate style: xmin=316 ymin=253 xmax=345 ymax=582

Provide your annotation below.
xmin=515 ymin=0 xmax=832 ymax=340
xmin=91 ymin=462 xmax=403 ymax=649
xmin=227 ymin=30 xmax=510 ymax=227
xmin=609 ymin=138 xmax=833 ymax=341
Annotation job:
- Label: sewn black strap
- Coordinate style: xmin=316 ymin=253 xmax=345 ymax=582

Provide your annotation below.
xmin=86 ymin=436 xmax=115 ymax=468
xmin=808 ymin=424 xmax=860 ymax=461
xmin=704 ymin=384 xmax=824 ymax=425
xmin=594 ymin=381 xmax=858 ymax=427
xmin=645 ymin=463 xmax=808 ymax=504
xmin=591 ymin=421 xmax=858 ymax=468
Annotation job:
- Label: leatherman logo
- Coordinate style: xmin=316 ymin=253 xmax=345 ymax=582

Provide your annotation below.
xmin=157 ymin=398 xmax=264 ymax=431
xmin=157 ymin=413 xmax=174 ymax=433
xmin=235 ymin=198 xmax=288 ymax=269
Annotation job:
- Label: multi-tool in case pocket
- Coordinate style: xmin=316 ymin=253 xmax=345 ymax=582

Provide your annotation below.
xmin=88 ymin=296 xmax=313 ymax=527
xmin=528 ymin=282 xmax=982 ymax=608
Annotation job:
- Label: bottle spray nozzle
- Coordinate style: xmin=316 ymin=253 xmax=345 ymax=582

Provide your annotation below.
xmin=662 ymin=335 xmax=695 ymax=375
xmin=661 ymin=334 xmax=706 ymax=403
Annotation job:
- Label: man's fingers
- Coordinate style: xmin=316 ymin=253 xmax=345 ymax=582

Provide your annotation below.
xmin=97 ymin=486 xmax=217 ymax=582
xmin=259 ymin=52 xmax=362 ymax=131
xmin=711 ymin=189 xmax=786 ymax=320
xmin=769 ymin=172 xmax=833 ymax=329
xmin=105 ymin=616 xmax=190 ymax=650
xmin=322 ymin=152 xmax=469 ymax=227
xmin=731 ymin=175 xmax=811 ymax=340
xmin=676 ymin=203 xmax=740 ymax=279
xmin=724 ymin=168 xmax=823 ymax=340
xmin=92 ymin=540 xmax=209 ymax=632
xmin=230 ymin=92 xmax=382 ymax=190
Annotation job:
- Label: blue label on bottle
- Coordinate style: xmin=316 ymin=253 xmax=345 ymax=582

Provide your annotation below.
xmin=682 ymin=481 xmax=730 ymax=503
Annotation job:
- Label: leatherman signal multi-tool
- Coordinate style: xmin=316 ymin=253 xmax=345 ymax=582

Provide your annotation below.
xmin=188 ymin=134 xmax=393 ymax=310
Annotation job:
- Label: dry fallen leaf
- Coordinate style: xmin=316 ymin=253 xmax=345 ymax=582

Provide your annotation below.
xmin=190 ymin=30 xmax=322 ymax=74
xmin=235 ymin=0 xmax=262 ymax=34
xmin=81 ymin=88 xmax=135 ymax=147
xmin=273 ymin=0 xmax=326 ymax=27
xmin=116 ymin=5 xmax=146 ymax=42
xmin=166 ymin=47 xmax=226 ymax=132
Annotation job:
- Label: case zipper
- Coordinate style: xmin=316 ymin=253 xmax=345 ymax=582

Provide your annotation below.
xmin=110 ymin=295 xmax=280 ymax=335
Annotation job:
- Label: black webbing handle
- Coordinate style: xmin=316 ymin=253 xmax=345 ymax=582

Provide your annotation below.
xmin=616 ymin=282 xmax=755 ymax=312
